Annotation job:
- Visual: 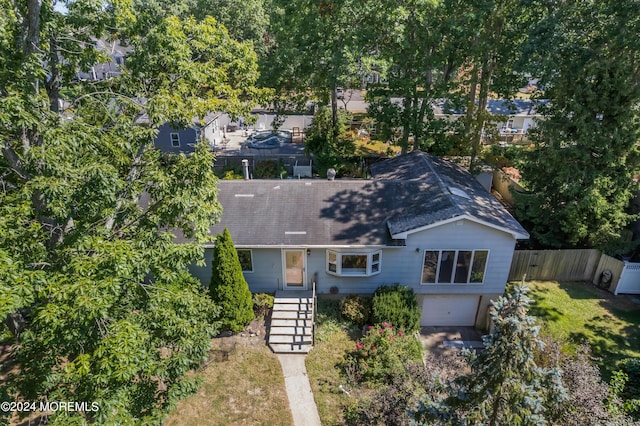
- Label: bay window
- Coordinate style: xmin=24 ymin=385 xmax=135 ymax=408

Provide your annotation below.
xmin=327 ymin=250 xmax=382 ymax=277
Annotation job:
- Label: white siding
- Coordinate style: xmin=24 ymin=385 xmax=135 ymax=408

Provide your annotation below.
xmin=421 ymin=295 xmax=479 ymax=326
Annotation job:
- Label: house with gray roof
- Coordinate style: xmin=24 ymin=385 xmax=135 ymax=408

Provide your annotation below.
xmin=188 ymin=150 xmax=529 ymax=333
xmin=434 ymin=99 xmax=545 ymax=139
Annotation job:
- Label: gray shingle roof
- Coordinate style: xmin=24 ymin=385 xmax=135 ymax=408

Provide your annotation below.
xmin=370 ymin=151 xmax=529 ymax=239
xmin=203 ymin=151 xmax=528 ymax=246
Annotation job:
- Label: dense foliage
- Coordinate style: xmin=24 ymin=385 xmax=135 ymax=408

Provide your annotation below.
xmin=514 ymin=0 xmax=640 ymax=252
xmin=209 ymin=228 xmax=254 ymax=332
xmin=346 ymin=322 xmax=422 ymax=384
xmin=252 ymin=292 xmax=275 ymax=320
xmin=339 ymin=295 xmax=372 ymax=328
xmin=0 ymin=0 xmax=262 ymax=423
xmin=415 ymin=285 xmax=567 ymax=425
xmin=371 ymin=284 xmax=421 ymax=332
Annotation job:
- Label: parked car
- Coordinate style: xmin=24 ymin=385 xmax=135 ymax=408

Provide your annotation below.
xmin=336 ymin=87 xmax=344 ymax=99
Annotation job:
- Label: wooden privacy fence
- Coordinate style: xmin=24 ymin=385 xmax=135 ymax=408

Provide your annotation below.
xmin=509 ymin=249 xmax=640 ymax=295
xmin=509 ymin=249 xmax=602 ymax=282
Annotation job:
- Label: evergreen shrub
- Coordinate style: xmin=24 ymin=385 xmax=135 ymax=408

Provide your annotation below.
xmin=208 ymin=228 xmax=254 ymax=332
xmin=371 ymin=284 xmax=420 ymax=332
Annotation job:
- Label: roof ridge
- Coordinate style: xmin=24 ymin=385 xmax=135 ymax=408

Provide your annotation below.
xmin=418 ymin=152 xmax=462 ymax=211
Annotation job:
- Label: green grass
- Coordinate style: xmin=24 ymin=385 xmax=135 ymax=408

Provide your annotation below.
xmin=165 ymin=343 xmax=292 ymax=426
xmin=306 ymin=299 xmax=360 ymax=425
xmin=525 ymin=281 xmax=640 ymax=379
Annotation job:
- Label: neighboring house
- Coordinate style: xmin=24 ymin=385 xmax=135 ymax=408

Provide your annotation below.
xmin=187 ymin=151 xmax=529 ymax=329
xmin=486 ymin=99 xmax=543 ymax=136
xmin=433 ymin=98 xmax=545 ymax=143
xmin=152 ymin=114 xmax=223 ymax=154
xmin=76 ymin=38 xmax=131 ymax=81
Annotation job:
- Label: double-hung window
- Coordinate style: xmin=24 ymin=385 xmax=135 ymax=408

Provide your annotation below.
xmin=327 ymin=250 xmax=381 ymax=277
xmin=421 ymin=250 xmax=488 ymax=284
xmin=170 ymin=133 xmax=180 ymax=147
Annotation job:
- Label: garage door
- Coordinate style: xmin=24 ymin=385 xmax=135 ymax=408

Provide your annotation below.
xmin=421 ymin=295 xmax=479 ymax=326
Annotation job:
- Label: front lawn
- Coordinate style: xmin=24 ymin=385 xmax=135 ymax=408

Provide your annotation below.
xmin=165 ymin=340 xmax=292 ymax=426
xmin=525 ymin=280 xmax=640 ymax=378
xmin=306 ymin=299 xmax=359 ymax=426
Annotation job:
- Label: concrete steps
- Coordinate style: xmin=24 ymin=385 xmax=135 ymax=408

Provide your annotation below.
xmin=269 ymin=291 xmax=314 ymax=354
xmin=272 ymin=310 xmax=313 ymax=320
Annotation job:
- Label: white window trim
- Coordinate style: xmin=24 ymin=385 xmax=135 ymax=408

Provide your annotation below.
xmin=326 ymin=250 xmax=382 ymax=277
xmin=237 ymin=249 xmax=254 ymax=273
xmin=421 ymin=249 xmax=489 ymax=285
xmin=170 ymin=132 xmax=181 ymax=147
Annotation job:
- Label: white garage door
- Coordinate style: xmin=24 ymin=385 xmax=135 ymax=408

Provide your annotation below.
xmin=421 ymin=295 xmax=480 ymax=326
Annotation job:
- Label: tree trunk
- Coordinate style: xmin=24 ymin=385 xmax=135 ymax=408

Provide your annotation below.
xmin=330 ymin=81 xmax=339 ymax=143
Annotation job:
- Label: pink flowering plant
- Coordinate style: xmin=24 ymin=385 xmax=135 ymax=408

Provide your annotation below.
xmin=347 ymin=322 xmax=422 ymax=384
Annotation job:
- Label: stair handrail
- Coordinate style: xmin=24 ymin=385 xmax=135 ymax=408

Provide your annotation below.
xmin=312 ymin=276 xmax=317 ymax=347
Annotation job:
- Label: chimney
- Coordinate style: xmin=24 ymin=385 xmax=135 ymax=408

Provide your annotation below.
xmin=327 ymin=168 xmax=336 ymax=181
xmin=242 ymin=159 xmax=250 ymax=180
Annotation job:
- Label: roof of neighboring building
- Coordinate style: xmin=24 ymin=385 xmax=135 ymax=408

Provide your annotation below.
xmin=432 ymin=99 xmax=545 ymax=117
xmin=193 ymin=151 xmax=528 ymax=247
xmin=135 ymin=112 xmax=220 ymax=128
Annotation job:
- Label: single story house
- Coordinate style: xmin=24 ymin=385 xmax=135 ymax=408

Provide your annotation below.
xmin=433 ymin=99 xmax=545 ymax=139
xmin=188 ymin=151 xmax=529 ymax=329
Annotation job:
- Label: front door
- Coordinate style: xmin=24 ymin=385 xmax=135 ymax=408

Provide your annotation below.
xmin=283 ymin=249 xmax=306 ymax=290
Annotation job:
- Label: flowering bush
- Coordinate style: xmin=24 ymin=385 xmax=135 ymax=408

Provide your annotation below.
xmin=347 ymin=322 xmax=422 ymax=384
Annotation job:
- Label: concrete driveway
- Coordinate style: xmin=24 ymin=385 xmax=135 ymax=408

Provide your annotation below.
xmin=419 ymin=326 xmax=485 ymax=356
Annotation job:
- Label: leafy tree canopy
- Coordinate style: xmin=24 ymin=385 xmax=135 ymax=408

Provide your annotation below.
xmin=515 ymin=0 xmax=640 ymax=252
xmin=0 ymin=0 xmax=263 ymax=422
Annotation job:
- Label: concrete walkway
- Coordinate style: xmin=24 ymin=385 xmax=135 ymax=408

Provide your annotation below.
xmin=277 ymin=354 xmax=322 ymax=426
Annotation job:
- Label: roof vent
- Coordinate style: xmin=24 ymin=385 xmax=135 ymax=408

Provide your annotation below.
xmin=327 ymin=168 xmax=336 ymax=181
xmin=449 ymin=186 xmax=470 ymax=199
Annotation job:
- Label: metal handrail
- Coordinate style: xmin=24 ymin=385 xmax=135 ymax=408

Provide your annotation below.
xmin=312 ymin=276 xmax=317 ymax=347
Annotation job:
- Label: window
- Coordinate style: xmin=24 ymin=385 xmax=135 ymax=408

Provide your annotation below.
xmin=170 ymin=133 xmax=180 ymax=147
xmin=421 ymin=250 xmax=488 ymax=284
xmin=326 ymin=250 xmax=382 ymax=277
xmin=237 ymin=249 xmax=253 ymax=272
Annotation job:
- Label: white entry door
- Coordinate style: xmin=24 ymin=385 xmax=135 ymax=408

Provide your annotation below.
xmin=283 ymin=250 xmax=306 ymax=290
xmin=421 ymin=295 xmax=479 ymax=326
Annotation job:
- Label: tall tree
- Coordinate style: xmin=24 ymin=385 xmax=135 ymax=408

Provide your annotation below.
xmin=0 ymin=1 xmax=262 ymax=423
xmin=456 ymin=0 xmax=538 ymax=171
xmin=514 ymin=0 xmax=640 ymax=252
xmin=194 ymin=0 xmax=271 ymax=56
xmin=262 ymin=0 xmax=370 ymax=144
xmin=208 ymin=228 xmax=254 ymax=332
xmin=365 ymin=0 xmax=468 ymax=155
xmin=415 ymin=285 xmax=567 ymax=425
